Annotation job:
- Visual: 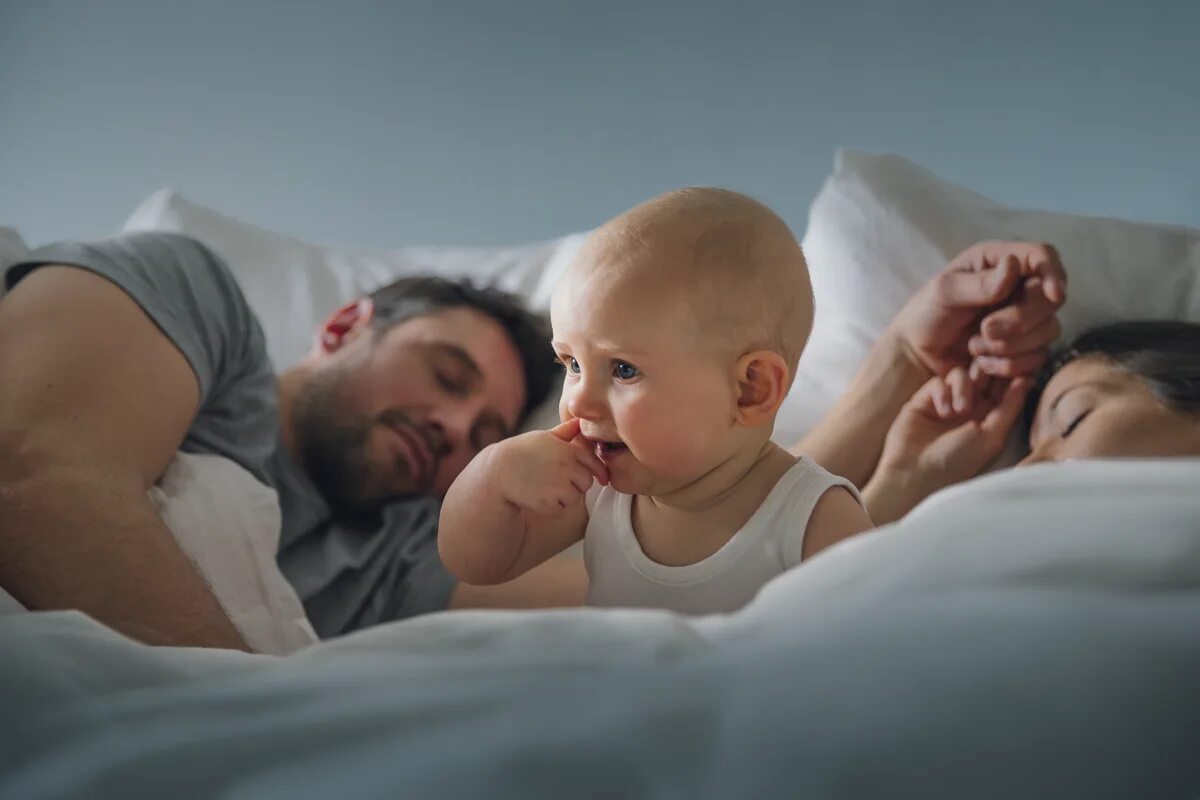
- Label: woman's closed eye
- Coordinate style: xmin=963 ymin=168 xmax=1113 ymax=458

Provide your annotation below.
xmin=1061 ymin=409 xmax=1091 ymax=439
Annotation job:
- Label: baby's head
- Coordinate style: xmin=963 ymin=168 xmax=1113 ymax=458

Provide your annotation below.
xmin=550 ymin=187 xmax=813 ymax=496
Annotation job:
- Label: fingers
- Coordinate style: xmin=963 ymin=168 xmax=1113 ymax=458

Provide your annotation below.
xmin=550 ymin=417 xmax=582 ymax=441
xmin=946 ymin=367 xmax=975 ymax=415
xmin=935 ymin=377 xmax=1032 ymax=471
xmin=908 ymin=374 xmax=946 ymax=416
xmin=928 ymin=371 xmax=958 ymax=417
xmin=554 ymin=418 xmax=610 ymax=484
xmin=913 ymin=367 xmax=978 ymax=419
xmin=969 ymin=315 xmax=1062 ymax=358
xmin=1025 ymin=244 xmax=1067 ymax=304
xmin=933 ymin=253 xmax=1021 ymax=309
xmin=972 ymin=351 xmax=1049 ymax=379
xmin=566 ymin=462 xmax=598 ymax=494
xmin=979 ymin=277 xmax=1060 ymax=339
xmin=538 ymin=466 xmax=594 ymax=515
xmin=571 ymin=439 xmax=609 ymax=486
xmin=929 ymin=378 xmax=950 ymax=417
xmin=948 ymin=241 xmax=1067 ymax=305
xmin=979 ymin=377 xmax=1034 ymax=443
xmin=970 ymin=277 xmax=1061 ymax=378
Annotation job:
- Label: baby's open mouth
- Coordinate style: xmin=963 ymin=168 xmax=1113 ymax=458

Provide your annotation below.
xmin=592 ymin=439 xmax=628 ymax=459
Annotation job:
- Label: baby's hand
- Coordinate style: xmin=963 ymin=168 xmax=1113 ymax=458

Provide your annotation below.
xmin=488 ymin=418 xmax=609 ymax=517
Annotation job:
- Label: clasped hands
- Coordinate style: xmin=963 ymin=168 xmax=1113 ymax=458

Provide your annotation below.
xmin=864 ymin=241 xmax=1067 ymax=523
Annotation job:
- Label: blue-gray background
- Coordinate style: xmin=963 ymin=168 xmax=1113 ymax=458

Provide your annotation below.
xmin=2 ymin=0 xmax=1197 ymax=249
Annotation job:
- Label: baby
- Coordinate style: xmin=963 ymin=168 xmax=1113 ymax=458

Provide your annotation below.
xmin=439 ymin=188 xmax=872 ymax=614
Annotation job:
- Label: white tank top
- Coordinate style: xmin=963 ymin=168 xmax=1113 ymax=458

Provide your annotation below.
xmin=584 ymin=456 xmax=861 ymax=615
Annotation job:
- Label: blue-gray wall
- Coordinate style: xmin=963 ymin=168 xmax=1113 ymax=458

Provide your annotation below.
xmin=2 ymin=0 xmax=1197 ymax=249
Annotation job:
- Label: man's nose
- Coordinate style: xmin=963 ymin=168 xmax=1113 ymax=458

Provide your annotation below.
xmin=424 ymin=418 xmax=449 ymax=455
xmin=425 ymin=402 xmax=474 ymax=456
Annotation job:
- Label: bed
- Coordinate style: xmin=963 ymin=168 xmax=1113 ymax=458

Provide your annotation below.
xmin=3 ymin=461 xmax=1200 ymax=797
xmin=2 ymin=152 xmax=1199 ymax=797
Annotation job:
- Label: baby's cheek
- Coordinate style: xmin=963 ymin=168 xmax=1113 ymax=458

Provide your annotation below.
xmin=632 ymin=414 xmax=706 ymax=468
xmin=668 ymin=405 xmax=733 ymax=461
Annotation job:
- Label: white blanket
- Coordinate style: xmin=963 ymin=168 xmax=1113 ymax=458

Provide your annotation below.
xmin=2 ymin=460 xmax=1199 ymax=798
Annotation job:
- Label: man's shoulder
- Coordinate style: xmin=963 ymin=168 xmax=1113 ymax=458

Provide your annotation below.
xmin=10 ymin=231 xmax=242 ymax=305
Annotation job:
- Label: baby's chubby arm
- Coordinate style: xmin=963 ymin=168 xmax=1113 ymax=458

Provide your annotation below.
xmin=439 ymin=418 xmax=609 ymax=585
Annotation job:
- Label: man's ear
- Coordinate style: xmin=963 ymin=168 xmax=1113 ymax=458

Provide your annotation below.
xmin=314 ymin=297 xmax=375 ymax=355
xmin=734 ymin=350 xmax=789 ymax=427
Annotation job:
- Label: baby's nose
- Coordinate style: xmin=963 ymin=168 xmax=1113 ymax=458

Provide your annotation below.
xmin=566 ymin=385 xmax=605 ymax=420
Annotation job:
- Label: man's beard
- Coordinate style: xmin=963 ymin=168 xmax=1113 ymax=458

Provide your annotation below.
xmin=291 ymin=366 xmax=422 ymax=519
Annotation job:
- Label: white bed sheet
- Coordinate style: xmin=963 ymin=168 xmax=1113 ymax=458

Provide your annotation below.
xmin=3 ymin=460 xmax=1199 ymax=798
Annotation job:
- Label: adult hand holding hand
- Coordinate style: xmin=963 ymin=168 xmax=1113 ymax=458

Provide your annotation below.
xmin=890 ymin=240 xmax=1067 ymax=378
xmin=862 ymin=366 xmax=1032 ymax=525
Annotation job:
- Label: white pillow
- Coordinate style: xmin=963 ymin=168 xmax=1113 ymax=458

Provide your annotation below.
xmin=779 ymin=150 xmax=1200 ymax=446
xmin=123 ymin=190 xmax=585 ymax=367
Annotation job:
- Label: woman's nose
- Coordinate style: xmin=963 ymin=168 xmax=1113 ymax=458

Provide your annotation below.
xmin=1017 ymin=441 xmax=1054 ymax=467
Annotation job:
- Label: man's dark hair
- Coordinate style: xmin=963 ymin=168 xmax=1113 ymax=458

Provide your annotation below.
xmin=1025 ymin=320 xmax=1200 ymax=436
xmin=366 ymin=275 xmax=559 ymax=424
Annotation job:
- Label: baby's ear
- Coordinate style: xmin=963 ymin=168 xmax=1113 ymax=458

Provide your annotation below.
xmin=734 ymin=350 xmax=789 ymax=426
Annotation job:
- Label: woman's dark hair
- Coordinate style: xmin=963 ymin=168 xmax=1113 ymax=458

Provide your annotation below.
xmin=366 ymin=275 xmax=559 ymax=425
xmin=1025 ymin=320 xmax=1200 ymax=434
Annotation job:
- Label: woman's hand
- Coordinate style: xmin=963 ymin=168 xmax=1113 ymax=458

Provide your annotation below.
xmin=890 ymin=241 xmax=1067 ymax=379
xmin=862 ymin=365 xmax=1032 ymax=525
xmin=795 ymin=240 xmax=1065 ymax=490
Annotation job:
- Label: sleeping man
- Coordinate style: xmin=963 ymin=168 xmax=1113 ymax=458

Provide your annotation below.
xmin=0 ymin=232 xmax=1064 ymax=650
xmin=0 ymin=234 xmax=564 ymax=649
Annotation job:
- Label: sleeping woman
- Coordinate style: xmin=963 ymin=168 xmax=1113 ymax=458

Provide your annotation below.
xmin=796 ymin=237 xmax=1200 ymax=526
xmin=857 ymin=319 xmax=1200 ymax=525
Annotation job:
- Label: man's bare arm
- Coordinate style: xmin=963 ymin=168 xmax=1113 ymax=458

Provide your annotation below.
xmin=0 ymin=266 xmax=247 ymax=649
xmin=792 ymin=331 xmax=927 ymax=489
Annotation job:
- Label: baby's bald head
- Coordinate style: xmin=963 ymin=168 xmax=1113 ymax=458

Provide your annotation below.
xmin=567 ymin=187 xmax=814 ymax=378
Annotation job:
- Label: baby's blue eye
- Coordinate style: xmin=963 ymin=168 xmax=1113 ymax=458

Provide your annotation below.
xmin=564 ymin=356 xmax=580 ymax=374
xmin=613 ymin=361 xmax=639 ymax=380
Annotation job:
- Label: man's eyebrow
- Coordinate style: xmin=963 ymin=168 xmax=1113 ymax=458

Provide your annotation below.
xmin=429 ymin=342 xmax=482 ymax=381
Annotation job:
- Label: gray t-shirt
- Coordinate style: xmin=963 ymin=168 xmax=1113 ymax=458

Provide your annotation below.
xmin=6 ymin=232 xmax=456 ymax=637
